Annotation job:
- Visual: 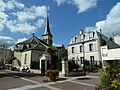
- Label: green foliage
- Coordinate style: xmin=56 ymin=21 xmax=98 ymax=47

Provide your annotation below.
xmin=100 ymin=71 xmax=110 ymax=86
xmin=98 ymin=61 xmax=120 ymax=89
xmin=68 ymin=60 xmax=79 ymax=71
xmin=46 ymin=46 xmax=57 ymax=55
xmin=56 ymin=59 xmax=62 ymax=71
xmin=91 ymin=64 xmax=101 ymax=72
xmin=46 ymin=46 xmax=58 ymax=69
xmin=111 ymin=79 xmax=120 ymax=88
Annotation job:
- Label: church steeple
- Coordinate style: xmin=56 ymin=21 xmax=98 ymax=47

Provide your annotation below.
xmin=44 ymin=16 xmax=53 ymax=37
xmin=42 ymin=16 xmax=53 ymax=45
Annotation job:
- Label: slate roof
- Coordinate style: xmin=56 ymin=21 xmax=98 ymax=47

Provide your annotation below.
xmin=96 ymin=31 xmax=120 ymax=49
xmin=15 ymin=34 xmax=49 ymax=51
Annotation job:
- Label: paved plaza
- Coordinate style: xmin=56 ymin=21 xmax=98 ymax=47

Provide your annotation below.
xmin=0 ymin=70 xmax=100 ymax=90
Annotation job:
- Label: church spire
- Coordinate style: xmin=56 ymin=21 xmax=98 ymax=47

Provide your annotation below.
xmin=43 ymin=16 xmax=52 ymax=37
xmin=42 ymin=16 xmax=53 ymax=45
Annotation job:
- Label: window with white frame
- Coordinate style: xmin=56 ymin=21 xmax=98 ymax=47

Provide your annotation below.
xmin=80 ymin=46 xmax=83 ymax=52
xmin=80 ymin=34 xmax=85 ymax=40
xmin=90 ymin=56 xmax=94 ymax=65
xmin=89 ymin=32 xmax=95 ymax=39
xmin=102 ymin=48 xmax=107 ymax=57
xmin=80 ymin=57 xmax=84 ymax=64
xmin=89 ymin=43 xmax=93 ymax=51
xmin=72 ymin=47 xmax=75 ymax=53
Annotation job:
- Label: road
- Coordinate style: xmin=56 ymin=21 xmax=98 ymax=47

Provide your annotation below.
xmin=0 ymin=70 xmax=100 ymax=90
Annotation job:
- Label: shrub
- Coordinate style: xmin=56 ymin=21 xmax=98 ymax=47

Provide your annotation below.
xmin=111 ymin=79 xmax=120 ymax=89
xmin=100 ymin=71 xmax=110 ymax=86
xmin=68 ymin=60 xmax=79 ymax=71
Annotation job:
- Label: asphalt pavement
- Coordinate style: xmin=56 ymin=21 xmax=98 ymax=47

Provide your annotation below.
xmin=0 ymin=70 xmax=100 ymax=90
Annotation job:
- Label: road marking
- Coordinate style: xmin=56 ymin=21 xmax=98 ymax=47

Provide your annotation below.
xmin=8 ymin=84 xmax=62 ymax=90
xmin=8 ymin=85 xmax=42 ymax=90
xmin=1 ymin=71 xmax=99 ymax=90
xmin=2 ymin=72 xmax=62 ymax=90
xmin=86 ymin=75 xmax=99 ymax=78
xmin=69 ymin=80 xmax=95 ymax=87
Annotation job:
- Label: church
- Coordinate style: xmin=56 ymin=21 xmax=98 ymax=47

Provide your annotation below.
xmin=13 ymin=17 xmax=54 ymax=73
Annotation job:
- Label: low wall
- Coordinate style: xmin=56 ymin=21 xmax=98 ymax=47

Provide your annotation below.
xmin=59 ymin=71 xmax=85 ymax=77
xmin=68 ymin=71 xmax=84 ymax=76
xmin=30 ymin=69 xmax=41 ymax=74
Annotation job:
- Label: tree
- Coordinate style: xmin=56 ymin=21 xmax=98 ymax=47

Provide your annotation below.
xmin=46 ymin=46 xmax=58 ymax=69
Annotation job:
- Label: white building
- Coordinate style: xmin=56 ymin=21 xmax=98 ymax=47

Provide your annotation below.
xmin=101 ymin=44 xmax=120 ymax=68
xmin=68 ymin=30 xmax=120 ymax=69
xmin=0 ymin=45 xmax=12 ymax=66
xmin=113 ymin=35 xmax=120 ymax=45
xmin=13 ymin=17 xmax=53 ymax=73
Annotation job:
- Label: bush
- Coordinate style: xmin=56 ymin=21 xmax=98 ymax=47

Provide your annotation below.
xmin=68 ymin=60 xmax=79 ymax=71
xmin=111 ymin=79 xmax=120 ymax=89
xmin=96 ymin=61 xmax=120 ymax=90
xmin=100 ymin=71 xmax=110 ymax=86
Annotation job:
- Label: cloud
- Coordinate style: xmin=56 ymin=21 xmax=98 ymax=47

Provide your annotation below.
xmin=84 ymin=2 xmax=120 ymax=36
xmin=16 ymin=38 xmax=27 ymax=44
xmin=0 ymin=36 xmax=28 ymax=50
xmin=0 ymin=0 xmax=49 ymax=34
xmin=54 ymin=0 xmax=98 ymax=13
xmin=54 ymin=0 xmax=65 ymax=6
xmin=0 ymin=0 xmax=24 ymax=12
xmin=35 ymin=19 xmax=45 ymax=28
xmin=0 ymin=12 xmax=8 ymax=31
xmin=6 ymin=20 xmax=37 ymax=34
xmin=14 ymin=5 xmax=48 ymax=22
xmin=0 ymin=36 xmax=15 ymax=46
xmin=72 ymin=0 xmax=98 ymax=13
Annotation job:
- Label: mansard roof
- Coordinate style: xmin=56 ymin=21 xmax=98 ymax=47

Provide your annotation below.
xmin=69 ymin=30 xmax=120 ymax=49
xmin=96 ymin=31 xmax=120 ymax=49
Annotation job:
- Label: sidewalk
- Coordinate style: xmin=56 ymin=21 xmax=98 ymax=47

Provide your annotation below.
xmin=87 ymin=72 xmax=100 ymax=77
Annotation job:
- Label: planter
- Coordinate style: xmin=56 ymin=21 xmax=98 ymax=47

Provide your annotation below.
xmin=45 ymin=70 xmax=59 ymax=82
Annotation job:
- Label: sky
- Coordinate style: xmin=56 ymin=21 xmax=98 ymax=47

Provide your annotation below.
xmin=0 ymin=0 xmax=120 ymax=49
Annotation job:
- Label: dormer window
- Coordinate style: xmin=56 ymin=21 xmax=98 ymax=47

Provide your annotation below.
xmin=75 ymin=37 xmax=77 ymax=42
xmin=81 ymin=34 xmax=85 ymax=40
xmin=72 ymin=36 xmax=77 ymax=43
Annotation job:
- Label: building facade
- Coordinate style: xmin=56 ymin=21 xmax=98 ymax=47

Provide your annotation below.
xmin=68 ymin=30 xmax=120 ymax=68
xmin=101 ymin=44 xmax=120 ymax=68
xmin=0 ymin=45 xmax=12 ymax=67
